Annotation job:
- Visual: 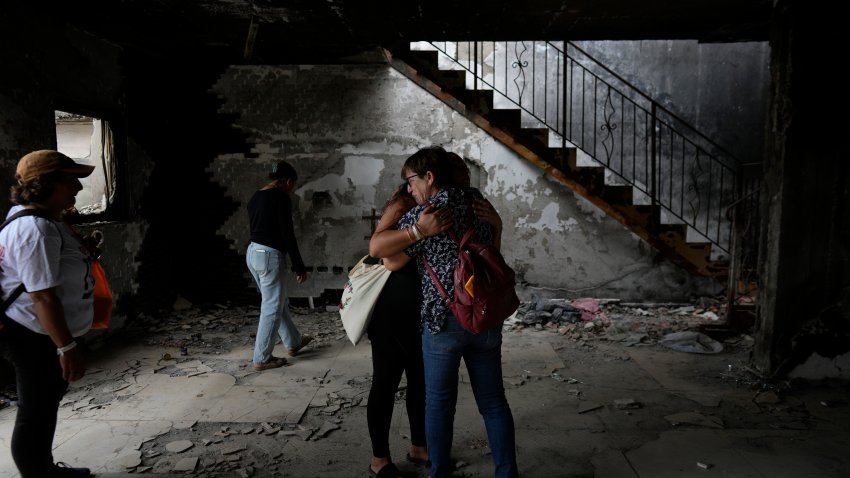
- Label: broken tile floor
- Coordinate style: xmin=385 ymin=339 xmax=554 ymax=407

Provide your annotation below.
xmin=1 ymin=302 xmax=849 ymax=477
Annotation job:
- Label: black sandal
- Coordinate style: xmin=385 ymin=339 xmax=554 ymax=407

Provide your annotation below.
xmin=406 ymin=453 xmax=431 ymax=467
xmin=369 ymin=462 xmax=402 ymax=478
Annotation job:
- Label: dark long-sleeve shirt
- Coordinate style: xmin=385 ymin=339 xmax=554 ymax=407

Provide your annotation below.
xmin=247 ymin=188 xmax=307 ymax=275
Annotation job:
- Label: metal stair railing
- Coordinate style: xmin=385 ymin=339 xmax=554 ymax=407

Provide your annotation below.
xmin=415 ymin=40 xmax=758 ymax=255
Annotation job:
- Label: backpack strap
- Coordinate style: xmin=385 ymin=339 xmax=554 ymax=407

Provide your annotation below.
xmin=0 ymin=208 xmax=57 ymax=312
xmin=422 ymin=257 xmax=450 ymax=301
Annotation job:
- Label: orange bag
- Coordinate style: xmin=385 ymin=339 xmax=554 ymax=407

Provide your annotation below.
xmin=90 ymin=259 xmax=113 ymax=330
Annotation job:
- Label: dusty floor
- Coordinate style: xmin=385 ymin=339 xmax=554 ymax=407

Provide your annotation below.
xmin=1 ymin=300 xmax=849 ymax=477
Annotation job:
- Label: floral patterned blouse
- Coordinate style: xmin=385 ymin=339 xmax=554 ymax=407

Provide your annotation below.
xmin=399 ymin=187 xmax=494 ymax=334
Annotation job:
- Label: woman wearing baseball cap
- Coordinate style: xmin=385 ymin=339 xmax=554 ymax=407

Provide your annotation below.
xmin=0 ymin=150 xmax=96 ymax=477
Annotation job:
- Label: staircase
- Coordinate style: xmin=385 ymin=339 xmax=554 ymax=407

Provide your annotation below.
xmin=387 ymin=41 xmax=760 ymax=281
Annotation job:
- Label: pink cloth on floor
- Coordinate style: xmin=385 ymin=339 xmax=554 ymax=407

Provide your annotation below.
xmin=570 ymin=298 xmax=609 ymax=322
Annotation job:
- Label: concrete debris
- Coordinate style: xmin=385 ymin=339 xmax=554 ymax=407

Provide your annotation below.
xmin=550 ymin=373 xmax=581 ymax=384
xmin=664 ymin=412 xmax=724 ymax=429
xmin=753 ymin=390 xmax=781 ymax=404
xmin=697 ymin=461 xmax=712 ymax=470
xmin=173 ymin=456 xmax=198 ymax=472
xmin=261 ymin=422 xmax=282 ymax=434
xmin=508 ymin=295 xmax=733 ymax=352
xmin=701 ymin=311 xmax=720 ymax=321
xmin=614 ymin=399 xmax=641 ymax=409
xmin=175 ymin=359 xmax=203 ymax=369
xmin=578 ymin=402 xmax=604 ymax=414
xmin=173 ymin=296 xmax=193 ymax=311
xmin=280 ymin=428 xmax=315 ymax=441
xmin=236 ymin=467 xmax=254 ymax=477
xmin=659 ymin=332 xmax=724 ymax=354
xmin=165 ymin=440 xmax=194 ymax=453
xmin=173 ymin=420 xmax=197 ymax=429
xmin=222 ymin=445 xmax=247 ymax=455
xmin=114 ymin=451 xmax=142 ymax=469
xmin=100 ymin=381 xmax=132 ymax=394
xmin=315 ymin=421 xmax=341 ymax=438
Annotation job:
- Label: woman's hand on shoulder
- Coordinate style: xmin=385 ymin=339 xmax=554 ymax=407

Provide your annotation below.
xmin=473 ymin=198 xmax=502 ymax=231
xmin=416 ymin=204 xmax=453 ymax=237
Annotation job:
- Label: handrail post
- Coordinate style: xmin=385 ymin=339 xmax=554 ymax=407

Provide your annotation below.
xmin=474 ymin=41 xmax=478 ymax=92
xmin=650 ymin=102 xmax=658 ymax=230
xmin=562 ymin=41 xmax=567 ymax=151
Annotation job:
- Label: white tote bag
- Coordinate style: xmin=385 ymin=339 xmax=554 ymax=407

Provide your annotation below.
xmin=339 ymin=255 xmax=392 ymax=345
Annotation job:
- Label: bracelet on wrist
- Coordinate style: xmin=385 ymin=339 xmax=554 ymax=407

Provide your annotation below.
xmin=412 ymin=224 xmax=424 ymax=241
xmin=57 ymin=340 xmax=77 ymax=356
xmin=406 ymin=227 xmax=415 ymax=243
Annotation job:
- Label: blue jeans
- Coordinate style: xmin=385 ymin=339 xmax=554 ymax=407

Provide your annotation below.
xmin=246 ymin=242 xmax=302 ymax=364
xmin=422 ymin=317 xmax=518 ymax=478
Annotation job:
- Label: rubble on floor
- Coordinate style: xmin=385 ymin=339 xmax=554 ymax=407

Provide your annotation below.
xmin=9 ymin=295 xmax=835 ymax=477
xmin=508 ymin=294 xmax=739 ymax=349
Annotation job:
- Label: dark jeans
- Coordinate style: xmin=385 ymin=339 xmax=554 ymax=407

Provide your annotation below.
xmin=0 ymin=319 xmax=69 ymax=478
xmin=367 ymin=328 xmax=427 ymax=458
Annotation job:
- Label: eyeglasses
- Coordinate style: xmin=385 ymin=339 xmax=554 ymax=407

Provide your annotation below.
xmin=403 ymin=173 xmax=419 ymax=186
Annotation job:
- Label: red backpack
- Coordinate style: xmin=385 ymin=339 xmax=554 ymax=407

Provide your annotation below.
xmin=423 ymin=207 xmax=520 ymax=334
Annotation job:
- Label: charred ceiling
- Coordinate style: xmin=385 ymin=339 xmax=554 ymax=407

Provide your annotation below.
xmin=28 ymin=0 xmax=771 ymax=64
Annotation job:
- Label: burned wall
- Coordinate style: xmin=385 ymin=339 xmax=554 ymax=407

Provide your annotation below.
xmin=756 ymin=0 xmax=850 ymax=378
xmin=209 ymin=64 xmax=718 ymax=302
xmin=572 ymin=40 xmax=770 ymax=164
xmin=0 ymin=8 xmax=147 ymax=334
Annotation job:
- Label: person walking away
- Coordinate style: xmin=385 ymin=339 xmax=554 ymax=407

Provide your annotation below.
xmin=246 ymin=160 xmax=312 ymax=371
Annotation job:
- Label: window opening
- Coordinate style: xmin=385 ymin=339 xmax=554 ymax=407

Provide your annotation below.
xmin=55 ymin=110 xmax=116 ymax=214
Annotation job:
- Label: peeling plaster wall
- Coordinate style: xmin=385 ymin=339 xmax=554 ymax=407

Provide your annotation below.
xmin=211 ymin=64 xmax=717 ymax=301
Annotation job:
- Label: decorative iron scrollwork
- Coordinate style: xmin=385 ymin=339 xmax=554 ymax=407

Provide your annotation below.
xmin=511 ymin=41 xmax=529 ymax=104
xmin=687 ymin=151 xmax=704 ymax=223
xmin=600 ymin=88 xmax=618 ymax=163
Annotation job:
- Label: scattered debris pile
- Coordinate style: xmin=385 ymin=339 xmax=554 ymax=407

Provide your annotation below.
xmin=122 ymin=298 xmax=343 ymax=358
xmin=508 ymin=294 xmax=735 ymax=348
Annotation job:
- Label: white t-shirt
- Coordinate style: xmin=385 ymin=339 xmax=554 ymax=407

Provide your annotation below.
xmin=0 ymin=206 xmax=94 ymax=337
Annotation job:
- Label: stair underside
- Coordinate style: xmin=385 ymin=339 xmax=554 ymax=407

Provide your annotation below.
xmin=388 ymin=47 xmax=728 ymax=280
